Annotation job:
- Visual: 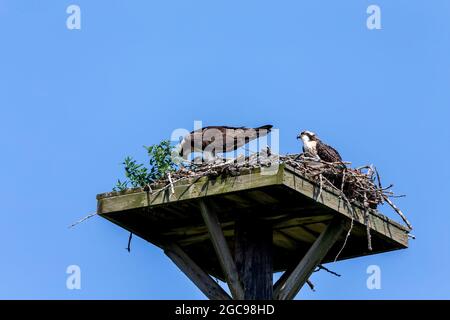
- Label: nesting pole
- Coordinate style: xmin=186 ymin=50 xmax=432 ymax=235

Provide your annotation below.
xmin=234 ymin=213 xmax=273 ymax=299
xmin=97 ymin=163 xmax=409 ymax=300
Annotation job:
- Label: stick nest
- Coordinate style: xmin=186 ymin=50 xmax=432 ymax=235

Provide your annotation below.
xmin=147 ymin=150 xmax=412 ymax=233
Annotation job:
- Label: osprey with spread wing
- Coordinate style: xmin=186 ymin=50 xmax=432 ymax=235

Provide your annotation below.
xmin=178 ymin=125 xmax=273 ymax=161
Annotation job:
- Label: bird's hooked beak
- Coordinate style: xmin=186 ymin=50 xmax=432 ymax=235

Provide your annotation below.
xmin=296 ymin=132 xmax=304 ymax=140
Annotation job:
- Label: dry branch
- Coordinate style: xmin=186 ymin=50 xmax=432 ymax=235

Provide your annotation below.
xmin=383 ymin=195 xmax=412 ymax=230
xmin=306 ymin=279 xmax=315 ymax=291
xmin=314 ymin=264 xmax=341 ymax=277
xmin=126 ymin=232 xmax=133 ymax=252
xmin=68 ymin=212 xmax=98 ymax=228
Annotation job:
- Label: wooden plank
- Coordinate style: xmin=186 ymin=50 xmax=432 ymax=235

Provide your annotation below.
xmin=98 ymin=167 xmax=283 ymax=214
xmin=163 ymin=242 xmax=232 ymax=300
xmin=245 ymin=190 xmax=279 ymax=205
xmin=281 ymin=227 xmax=317 ymax=244
xmin=177 ymin=229 xmax=234 ymax=246
xmin=98 ymin=192 xmax=149 ymax=215
xmin=222 ymin=194 xmax=255 ymax=209
xmin=235 ymin=217 xmax=273 ymax=300
xmin=273 ymin=230 xmax=299 ymax=251
xmin=162 ymin=221 xmax=235 ymax=237
xmin=199 ymin=200 xmax=245 ymax=300
xmin=273 ymin=214 xmax=333 ymax=230
xmin=274 ymin=217 xmax=346 ymax=300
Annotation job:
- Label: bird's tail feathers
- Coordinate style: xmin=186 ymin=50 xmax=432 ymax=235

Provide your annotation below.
xmin=257 ymin=124 xmax=273 ymax=131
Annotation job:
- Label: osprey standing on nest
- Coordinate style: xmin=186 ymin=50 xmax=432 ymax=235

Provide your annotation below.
xmin=297 ymin=130 xmax=343 ymax=164
xmin=178 ymin=125 xmax=273 ymax=161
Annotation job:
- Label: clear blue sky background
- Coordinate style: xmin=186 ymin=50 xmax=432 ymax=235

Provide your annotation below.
xmin=1 ymin=0 xmax=449 ymax=299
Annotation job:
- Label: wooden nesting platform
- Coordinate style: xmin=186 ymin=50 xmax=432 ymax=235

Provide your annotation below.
xmin=97 ymin=163 xmax=409 ymax=300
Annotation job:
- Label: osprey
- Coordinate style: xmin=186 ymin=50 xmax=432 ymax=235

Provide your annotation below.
xmin=178 ymin=124 xmax=272 ymax=161
xmin=297 ymin=130 xmax=343 ymax=164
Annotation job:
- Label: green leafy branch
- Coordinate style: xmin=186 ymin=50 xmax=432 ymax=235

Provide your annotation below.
xmin=113 ymin=140 xmax=177 ymax=192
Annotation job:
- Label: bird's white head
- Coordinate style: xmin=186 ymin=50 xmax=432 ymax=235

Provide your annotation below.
xmin=297 ymin=130 xmax=317 ymax=143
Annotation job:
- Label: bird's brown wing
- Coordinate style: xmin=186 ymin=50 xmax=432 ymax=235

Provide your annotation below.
xmin=188 ymin=126 xmax=245 ymax=134
xmin=316 ymin=141 xmax=343 ymax=163
xmin=182 ymin=125 xmax=272 ymax=155
xmin=199 ymin=126 xmax=272 ymax=153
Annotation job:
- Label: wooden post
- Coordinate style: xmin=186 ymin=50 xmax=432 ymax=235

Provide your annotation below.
xmin=199 ymin=200 xmax=245 ymax=300
xmin=163 ymin=242 xmax=232 ymax=300
xmin=273 ymin=264 xmax=294 ymax=294
xmin=274 ymin=217 xmax=346 ymax=300
xmin=235 ymin=216 xmax=273 ymax=300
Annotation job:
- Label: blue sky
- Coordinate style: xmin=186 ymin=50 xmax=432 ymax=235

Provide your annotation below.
xmin=0 ymin=0 xmax=449 ymax=299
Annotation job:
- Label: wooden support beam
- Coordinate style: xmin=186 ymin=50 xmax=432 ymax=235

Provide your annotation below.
xmin=273 ymin=265 xmax=295 ymax=295
xmin=163 ymin=242 xmax=232 ymax=300
xmin=235 ymin=216 xmax=273 ymax=300
xmin=274 ymin=217 xmax=346 ymax=300
xmin=199 ymin=200 xmax=245 ymax=300
xmin=274 ymin=263 xmax=316 ymax=295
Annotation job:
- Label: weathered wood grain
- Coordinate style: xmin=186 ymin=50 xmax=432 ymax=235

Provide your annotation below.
xmin=235 ymin=217 xmax=273 ymax=300
xmin=163 ymin=242 xmax=232 ymax=300
xmin=98 ymin=167 xmax=283 ymax=214
xmin=274 ymin=217 xmax=347 ymax=300
xmin=199 ymin=200 xmax=244 ymax=300
xmin=273 ymin=214 xmax=333 ymax=230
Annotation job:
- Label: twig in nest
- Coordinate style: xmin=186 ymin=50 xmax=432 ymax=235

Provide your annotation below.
xmin=316 ymin=174 xmax=355 ymax=262
xmin=153 ymin=176 xmax=185 ymax=194
xmin=167 ymin=172 xmax=175 ymax=195
xmin=314 ymin=264 xmax=341 ymax=277
xmin=364 ymin=214 xmax=372 ymax=251
xmin=126 ymin=232 xmax=133 ymax=252
xmin=68 ymin=212 xmax=98 ymax=228
xmin=144 ymin=183 xmax=153 ymax=193
xmin=333 ymin=195 xmax=355 ymax=262
xmin=364 ymin=192 xmax=373 ymax=251
xmin=382 ymin=195 xmax=412 ymax=230
xmin=374 ymin=166 xmax=383 ymax=189
xmin=317 ymin=174 xmax=323 ymax=201
xmin=340 ymin=168 xmax=346 ymax=198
